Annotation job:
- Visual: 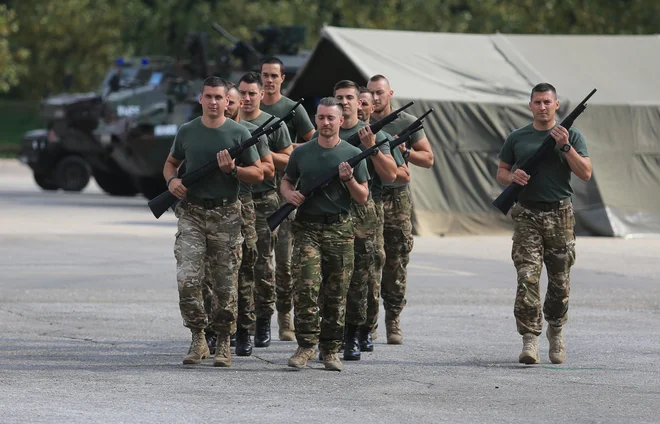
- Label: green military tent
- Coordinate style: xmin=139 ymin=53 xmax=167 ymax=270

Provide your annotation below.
xmin=285 ymin=27 xmax=660 ymax=238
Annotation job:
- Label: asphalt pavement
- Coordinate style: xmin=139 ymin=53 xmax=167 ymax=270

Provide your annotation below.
xmin=1 ymin=159 xmax=659 ymax=423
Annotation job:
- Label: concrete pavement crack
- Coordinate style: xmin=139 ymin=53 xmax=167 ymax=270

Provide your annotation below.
xmin=402 ymin=378 xmax=435 ymax=388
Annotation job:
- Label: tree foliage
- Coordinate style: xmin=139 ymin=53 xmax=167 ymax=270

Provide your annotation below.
xmin=3 ymin=0 xmax=659 ymax=98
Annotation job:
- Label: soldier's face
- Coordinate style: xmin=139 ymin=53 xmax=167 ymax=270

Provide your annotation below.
xmin=367 ymin=79 xmax=393 ymax=114
xmin=334 ymin=87 xmax=361 ymax=119
xmin=238 ymin=82 xmax=263 ymax=114
xmin=315 ymin=105 xmax=343 ymax=138
xmin=225 ymin=88 xmax=242 ymax=120
xmin=358 ymin=93 xmax=374 ymax=122
xmin=261 ymin=64 xmax=285 ymax=96
xmin=529 ymin=91 xmax=559 ymax=124
xmin=199 ymin=85 xmax=228 ymax=119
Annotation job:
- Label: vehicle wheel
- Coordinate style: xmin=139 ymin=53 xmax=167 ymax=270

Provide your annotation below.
xmin=92 ymin=168 xmax=139 ymax=196
xmin=135 ymin=176 xmax=168 ymax=201
xmin=33 ymin=172 xmax=58 ymax=191
xmin=54 ymin=156 xmax=91 ymax=192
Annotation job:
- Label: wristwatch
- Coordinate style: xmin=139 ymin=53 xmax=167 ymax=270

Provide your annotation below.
xmin=166 ymin=175 xmax=177 ymax=187
xmin=402 ymin=148 xmax=410 ymax=159
xmin=371 ymin=148 xmax=379 ymax=157
xmin=560 ymin=143 xmax=571 ymax=152
xmin=228 ymin=167 xmax=238 ymax=177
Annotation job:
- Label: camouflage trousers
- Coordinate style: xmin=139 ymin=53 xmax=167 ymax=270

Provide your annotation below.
xmin=511 ymin=202 xmax=576 ymax=336
xmin=346 ymin=198 xmax=378 ymax=327
xmin=253 ymin=190 xmax=280 ymax=319
xmin=202 ymin=197 xmax=256 ymax=333
xmin=174 ymin=200 xmax=242 ymax=334
xmin=291 ymin=216 xmax=354 ymax=354
xmin=365 ymin=199 xmax=385 ymax=331
xmin=381 ymin=185 xmax=414 ymax=320
xmin=275 ymin=211 xmax=295 ymax=314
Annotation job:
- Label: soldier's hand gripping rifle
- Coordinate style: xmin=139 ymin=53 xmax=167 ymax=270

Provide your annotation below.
xmin=266 ymin=117 xmax=429 ymax=232
xmin=148 ymin=99 xmax=303 ymax=219
xmin=491 ymin=88 xmax=597 ymax=215
xmin=344 ymin=101 xmax=414 ymax=147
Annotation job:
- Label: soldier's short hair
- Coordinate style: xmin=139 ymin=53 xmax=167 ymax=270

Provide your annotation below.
xmin=333 ymin=80 xmax=360 ymax=97
xmin=531 ymin=83 xmax=557 ymax=100
xmin=358 ymin=86 xmax=373 ymax=100
xmin=369 ymin=74 xmax=390 ymax=86
xmin=202 ymin=76 xmax=230 ymax=93
xmin=261 ymin=56 xmax=285 ymax=74
xmin=317 ymin=97 xmax=343 ymax=115
xmin=238 ymin=72 xmax=262 ymax=89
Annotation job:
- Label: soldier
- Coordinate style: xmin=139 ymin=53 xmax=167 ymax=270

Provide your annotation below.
xmin=357 ymin=86 xmax=410 ymax=351
xmin=163 ymin=76 xmax=263 ymax=367
xmin=496 ymin=82 xmax=591 ymax=364
xmin=332 ymin=80 xmax=396 ymax=361
xmin=260 ymin=56 xmax=315 ymax=342
xmin=366 ymin=74 xmax=433 ymax=345
xmin=238 ymin=72 xmax=293 ymax=348
xmin=281 ymin=97 xmax=369 ymax=371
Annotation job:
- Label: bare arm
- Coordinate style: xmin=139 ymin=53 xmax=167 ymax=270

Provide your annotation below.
xmin=358 ymin=126 xmax=396 ymax=183
xmin=217 ymin=150 xmax=264 ymax=185
xmin=551 ymin=126 xmax=592 ymax=181
xmin=271 ymin=145 xmax=293 ymax=171
xmin=404 ymin=137 xmax=434 ymax=168
xmin=339 ymin=161 xmax=368 ymax=205
xmin=497 ymin=161 xmax=530 ymax=186
xmin=164 ymin=154 xmax=187 ymax=199
xmin=280 ymin=174 xmax=305 ymax=206
xmin=292 ymin=129 xmax=316 ymax=148
xmin=260 ymin=153 xmax=275 ymax=180
xmin=394 ymin=163 xmax=411 ymax=185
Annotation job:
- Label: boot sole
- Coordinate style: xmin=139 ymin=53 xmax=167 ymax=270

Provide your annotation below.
xmin=213 ymin=361 xmax=231 ymax=367
xmin=343 ymin=355 xmax=361 ymax=361
xmin=236 ymin=350 xmax=253 ymax=357
xmin=519 ymin=354 xmax=540 ymax=365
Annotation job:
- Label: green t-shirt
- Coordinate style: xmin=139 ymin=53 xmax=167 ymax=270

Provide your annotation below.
xmin=285 ymin=139 xmax=369 ymax=216
xmin=170 ymin=117 xmax=259 ymax=200
xmin=246 ymin=111 xmax=292 ymax=193
xmin=374 ymin=130 xmax=408 ymax=198
xmin=375 ymin=111 xmax=426 ymax=147
xmin=260 ymin=96 xmax=315 ymax=143
xmin=498 ymin=123 xmax=589 ymax=203
xmin=237 ymin=119 xmax=271 ymax=196
xmin=338 ymin=121 xmax=391 ymax=195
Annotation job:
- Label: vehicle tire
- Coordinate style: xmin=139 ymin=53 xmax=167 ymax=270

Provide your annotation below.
xmin=135 ymin=176 xmax=168 ymax=201
xmin=33 ymin=172 xmax=58 ymax=191
xmin=92 ymin=168 xmax=139 ymax=196
xmin=54 ymin=155 xmax=91 ymax=192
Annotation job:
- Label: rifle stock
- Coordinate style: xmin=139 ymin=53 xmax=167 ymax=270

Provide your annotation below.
xmin=148 ymin=102 xmax=301 ymax=219
xmin=267 ymin=125 xmax=424 ymax=231
xmin=491 ymin=88 xmax=597 ymax=215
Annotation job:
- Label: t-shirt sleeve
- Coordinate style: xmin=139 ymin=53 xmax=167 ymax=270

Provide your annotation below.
xmin=570 ymin=128 xmax=589 ymax=157
xmin=284 ymin=147 xmax=300 ymax=180
xmin=498 ymin=133 xmax=516 ymax=165
xmin=257 ymin=135 xmax=271 ymax=158
xmin=294 ymin=104 xmax=315 ymax=137
xmin=271 ymin=126 xmax=292 ymax=151
xmin=237 ymin=126 xmax=260 ymax=165
xmin=170 ymin=124 xmax=186 ymax=160
xmin=353 ymin=158 xmax=369 ymax=184
xmin=375 ymin=131 xmax=391 ymax=155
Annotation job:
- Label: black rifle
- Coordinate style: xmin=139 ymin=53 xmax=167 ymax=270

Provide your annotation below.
xmin=344 ymin=101 xmax=414 ymax=147
xmin=148 ymin=100 xmax=302 ymax=218
xmin=491 ymin=89 xmax=597 ymax=215
xmin=267 ymin=124 xmax=425 ymax=232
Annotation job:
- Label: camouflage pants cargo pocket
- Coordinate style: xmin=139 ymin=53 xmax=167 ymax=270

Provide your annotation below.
xmin=511 ymin=203 xmax=576 ymax=336
xmin=237 ymin=199 xmax=258 ymax=330
xmin=365 ymin=200 xmax=385 ymax=331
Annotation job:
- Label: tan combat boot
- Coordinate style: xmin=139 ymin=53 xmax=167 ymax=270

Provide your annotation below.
xmin=519 ymin=333 xmax=540 ymax=364
xmin=322 ymin=352 xmax=343 ymax=372
xmin=213 ymin=333 xmax=232 ymax=367
xmin=183 ymin=329 xmax=210 ymax=365
xmin=547 ymin=326 xmax=566 ymax=364
xmin=278 ymin=311 xmax=295 ymax=341
xmin=287 ymin=346 xmax=316 ymax=368
xmin=386 ymin=316 xmax=403 ymax=345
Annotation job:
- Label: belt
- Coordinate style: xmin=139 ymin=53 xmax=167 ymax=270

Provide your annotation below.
xmin=519 ymin=198 xmax=572 ymax=212
xmin=252 ymin=189 xmax=276 ymax=200
xmin=381 ymin=185 xmax=407 ymax=196
xmin=186 ymin=194 xmax=238 ymax=209
xmin=296 ymin=212 xmax=350 ymax=225
xmin=239 ymin=193 xmax=253 ymax=203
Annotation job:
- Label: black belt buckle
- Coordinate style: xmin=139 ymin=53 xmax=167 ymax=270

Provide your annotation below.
xmin=203 ymin=199 xmax=216 ymax=209
xmin=326 ymin=214 xmax=341 ymax=224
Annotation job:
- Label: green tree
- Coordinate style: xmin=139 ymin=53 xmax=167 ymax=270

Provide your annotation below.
xmin=0 ymin=4 xmax=29 ymax=93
